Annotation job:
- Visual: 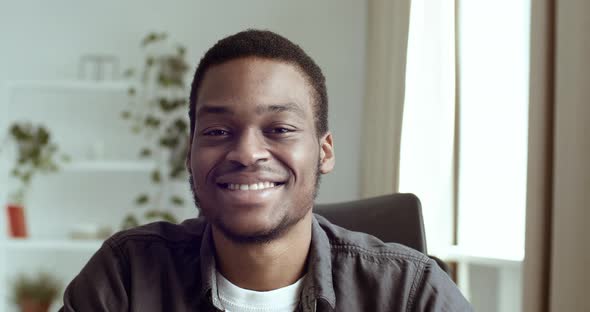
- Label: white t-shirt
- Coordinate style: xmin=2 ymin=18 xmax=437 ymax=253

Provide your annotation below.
xmin=215 ymin=271 xmax=306 ymax=312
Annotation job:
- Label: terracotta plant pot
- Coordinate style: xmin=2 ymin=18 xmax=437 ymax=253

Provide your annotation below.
xmin=19 ymin=299 xmax=51 ymax=312
xmin=7 ymin=204 xmax=27 ymax=237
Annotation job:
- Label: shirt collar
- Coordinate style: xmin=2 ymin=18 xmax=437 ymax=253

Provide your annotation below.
xmin=300 ymin=215 xmax=336 ymax=310
xmin=198 ymin=215 xmax=336 ymax=311
xmin=198 ymin=222 xmax=224 ymax=310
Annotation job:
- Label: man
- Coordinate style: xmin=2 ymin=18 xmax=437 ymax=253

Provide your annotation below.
xmin=60 ymin=29 xmax=471 ymax=311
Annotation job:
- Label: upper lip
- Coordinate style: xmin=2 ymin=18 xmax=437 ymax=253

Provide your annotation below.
xmin=215 ymin=173 xmax=287 ymax=185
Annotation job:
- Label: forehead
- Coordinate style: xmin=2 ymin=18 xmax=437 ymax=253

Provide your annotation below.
xmin=195 ymin=57 xmax=314 ymax=118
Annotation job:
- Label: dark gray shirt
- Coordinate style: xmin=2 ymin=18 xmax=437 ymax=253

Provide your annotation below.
xmin=60 ymin=214 xmax=472 ymax=311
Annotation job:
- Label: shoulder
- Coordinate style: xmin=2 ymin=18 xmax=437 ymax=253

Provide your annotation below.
xmin=316 ymin=213 xmax=432 ymax=289
xmin=314 ymin=215 xmax=472 ymax=311
xmin=315 ymin=213 xmax=430 ymax=265
xmin=105 ymin=217 xmax=208 ymax=254
xmin=60 ymin=218 xmax=210 ymax=311
xmin=108 ymin=217 xmax=207 ymax=244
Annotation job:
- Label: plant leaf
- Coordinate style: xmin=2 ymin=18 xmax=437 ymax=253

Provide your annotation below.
xmin=121 ymin=111 xmax=131 ymax=119
xmin=144 ymin=115 xmax=161 ymax=128
xmin=174 ymin=118 xmax=188 ymax=132
xmin=151 ymin=170 xmax=161 ymax=183
xmin=123 ymin=68 xmax=135 ymax=78
xmin=146 ymin=56 xmax=155 ymax=67
xmin=121 ymin=214 xmax=139 ymax=230
xmin=144 ymin=210 xmax=160 ymax=219
xmin=177 ymin=45 xmax=186 ymax=56
xmin=139 ymin=148 xmax=151 ymax=157
xmin=159 ymin=137 xmax=179 ymax=149
xmin=141 ymin=32 xmax=167 ymax=47
xmin=135 ymin=194 xmax=149 ymax=205
xmin=170 ymin=196 xmax=184 ymax=206
xmin=160 ymin=211 xmax=178 ymax=223
xmin=169 ymin=165 xmax=185 ymax=179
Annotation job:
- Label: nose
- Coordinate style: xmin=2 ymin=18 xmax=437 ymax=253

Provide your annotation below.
xmin=225 ymin=129 xmax=270 ymax=166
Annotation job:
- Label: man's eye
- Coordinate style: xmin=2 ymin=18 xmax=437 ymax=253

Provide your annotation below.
xmin=268 ymin=127 xmax=293 ymax=134
xmin=203 ymin=129 xmax=229 ymax=136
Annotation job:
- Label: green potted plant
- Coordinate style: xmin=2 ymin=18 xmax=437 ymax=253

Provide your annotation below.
xmin=4 ymin=122 xmax=68 ymax=237
xmin=120 ymin=32 xmax=190 ymax=229
xmin=11 ymin=272 xmax=61 ymax=312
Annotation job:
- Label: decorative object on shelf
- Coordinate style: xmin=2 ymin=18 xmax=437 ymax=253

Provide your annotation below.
xmin=78 ymin=54 xmax=120 ymax=81
xmin=10 ymin=271 xmax=61 ymax=312
xmin=6 ymin=203 xmax=27 ymax=237
xmin=3 ymin=122 xmax=69 ymax=237
xmin=120 ymin=32 xmax=190 ymax=229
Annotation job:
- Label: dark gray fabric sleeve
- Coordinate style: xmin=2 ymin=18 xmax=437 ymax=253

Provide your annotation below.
xmin=410 ymin=259 xmax=473 ymax=312
xmin=58 ymin=240 xmax=129 ymax=311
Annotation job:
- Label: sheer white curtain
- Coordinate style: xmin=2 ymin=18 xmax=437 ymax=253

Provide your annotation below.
xmin=398 ymin=0 xmax=456 ymax=255
xmin=362 ymin=0 xmax=455 ymax=255
xmin=361 ymin=0 xmax=411 ymax=198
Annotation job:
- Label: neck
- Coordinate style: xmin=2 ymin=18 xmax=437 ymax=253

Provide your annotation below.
xmin=211 ymin=211 xmax=313 ymax=291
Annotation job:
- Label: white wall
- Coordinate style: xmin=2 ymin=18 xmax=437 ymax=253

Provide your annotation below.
xmin=0 ymin=0 xmax=367 ymax=204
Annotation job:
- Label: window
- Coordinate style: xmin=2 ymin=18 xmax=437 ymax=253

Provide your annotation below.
xmin=457 ymin=0 xmax=530 ymax=259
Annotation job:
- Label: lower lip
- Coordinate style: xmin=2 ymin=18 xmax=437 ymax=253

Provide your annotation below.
xmin=217 ymin=184 xmax=284 ymax=204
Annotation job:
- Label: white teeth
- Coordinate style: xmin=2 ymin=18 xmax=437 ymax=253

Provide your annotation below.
xmin=226 ymin=182 xmax=279 ymax=190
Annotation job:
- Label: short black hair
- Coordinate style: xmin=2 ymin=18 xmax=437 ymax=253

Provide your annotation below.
xmin=188 ymin=29 xmax=328 ymax=138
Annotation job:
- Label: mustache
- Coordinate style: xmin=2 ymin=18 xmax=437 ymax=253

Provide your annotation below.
xmin=212 ymin=162 xmax=288 ymax=178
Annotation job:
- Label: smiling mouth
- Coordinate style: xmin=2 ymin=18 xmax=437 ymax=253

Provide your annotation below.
xmin=217 ymin=182 xmax=285 ymax=191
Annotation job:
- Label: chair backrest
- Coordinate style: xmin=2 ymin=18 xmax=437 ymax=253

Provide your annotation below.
xmin=314 ymin=193 xmax=427 ymax=253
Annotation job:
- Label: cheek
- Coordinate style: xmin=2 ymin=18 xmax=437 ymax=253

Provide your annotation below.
xmin=191 ymin=148 xmax=219 ymax=185
xmin=283 ymin=141 xmax=319 ymax=181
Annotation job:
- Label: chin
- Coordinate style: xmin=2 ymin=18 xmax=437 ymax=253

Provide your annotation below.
xmin=212 ymin=209 xmax=309 ymax=245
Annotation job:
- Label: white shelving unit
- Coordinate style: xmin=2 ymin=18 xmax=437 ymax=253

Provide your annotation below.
xmin=63 ymin=160 xmax=157 ymax=172
xmin=0 ymin=79 xmax=194 ymax=312
xmin=442 ymin=245 xmax=524 ymax=267
xmin=0 ymin=238 xmax=103 ymax=252
xmin=4 ymin=80 xmax=135 ymax=92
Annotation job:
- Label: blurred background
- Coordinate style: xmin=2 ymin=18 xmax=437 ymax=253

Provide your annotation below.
xmin=1 ymin=1 xmax=588 ymax=312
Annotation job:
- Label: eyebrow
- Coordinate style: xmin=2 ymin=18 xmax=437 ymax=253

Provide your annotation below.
xmin=197 ymin=102 xmax=306 ymax=119
xmin=257 ymin=103 xmax=306 ymax=119
xmin=196 ymin=105 xmax=232 ymax=119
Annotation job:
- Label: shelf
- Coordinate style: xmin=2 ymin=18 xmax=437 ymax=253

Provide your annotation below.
xmin=0 ymin=238 xmax=103 ymax=252
xmin=4 ymin=80 xmax=136 ymax=92
xmin=441 ymin=245 xmax=524 ymax=267
xmin=62 ymin=160 xmax=157 ymax=172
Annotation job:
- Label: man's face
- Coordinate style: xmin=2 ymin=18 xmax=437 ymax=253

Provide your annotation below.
xmin=187 ymin=57 xmax=334 ymax=243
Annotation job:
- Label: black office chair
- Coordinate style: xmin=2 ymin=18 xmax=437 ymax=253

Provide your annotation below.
xmin=314 ymin=193 xmax=450 ymax=274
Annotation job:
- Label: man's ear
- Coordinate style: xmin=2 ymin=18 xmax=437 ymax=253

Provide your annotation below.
xmin=319 ymin=132 xmax=335 ymax=174
xmin=185 ymin=136 xmax=193 ymax=173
